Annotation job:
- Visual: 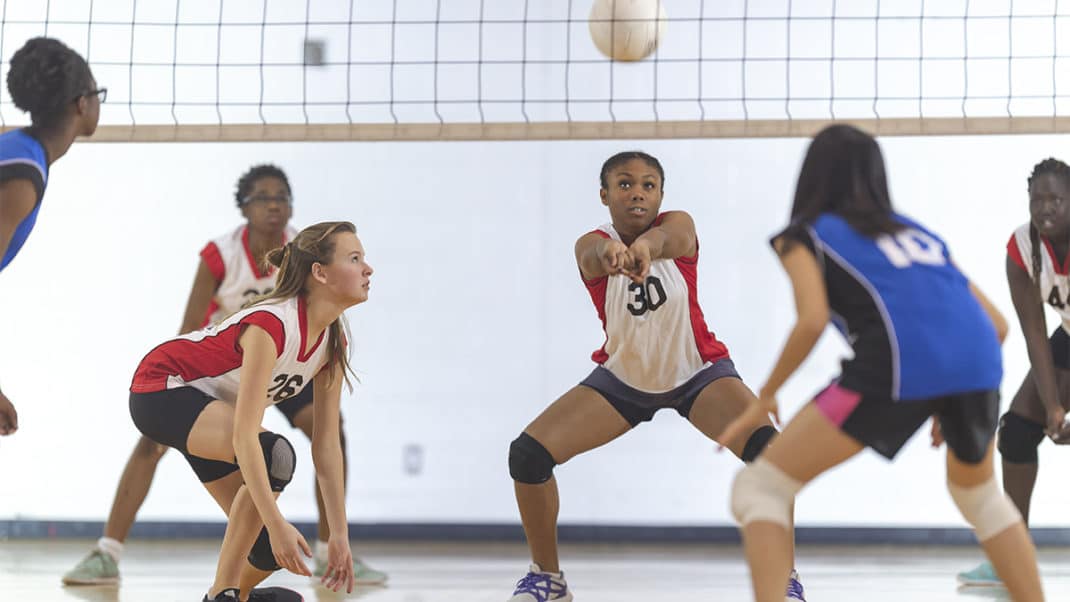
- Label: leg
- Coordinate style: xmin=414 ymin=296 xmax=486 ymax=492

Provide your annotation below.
xmin=511 ymin=385 xmax=632 ymax=573
xmin=947 ymin=444 xmax=1044 ymax=602
xmin=686 ymin=377 xmax=793 ymax=560
xmin=104 ymin=435 xmax=169 ymax=542
xmin=1000 ymin=369 xmax=1048 ymax=524
xmin=731 ymin=402 xmax=864 ymax=602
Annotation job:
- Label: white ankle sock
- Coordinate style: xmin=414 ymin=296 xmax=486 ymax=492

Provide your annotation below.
xmin=97 ymin=536 xmax=123 ymax=562
xmin=314 ymin=540 xmax=329 ymax=563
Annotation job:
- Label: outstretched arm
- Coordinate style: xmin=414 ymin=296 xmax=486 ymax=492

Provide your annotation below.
xmin=311 ymin=363 xmax=354 ymax=593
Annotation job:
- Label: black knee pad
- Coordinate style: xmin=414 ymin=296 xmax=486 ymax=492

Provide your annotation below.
xmin=247 ymin=526 xmax=281 ymax=572
xmin=741 ymin=425 xmax=778 ymax=463
xmin=259 ymin=432 xmax=296 ymax=492
xmin=508 ymin=433 xmax=557 ymax=484
xmin=998 ymin=412 xmax=1045 ymax=464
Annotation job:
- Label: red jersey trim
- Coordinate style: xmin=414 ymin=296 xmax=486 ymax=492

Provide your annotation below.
xmin=673 ymin=251 xmax=730 ymax=364
xmin=200 ymin=242 xmax=225 ymax=283
xmin=584 ymin=274 xmax=610 ymax=364
xmin=297 ymin=296 xmax=326 ymax=362
xmin=1007 ymin=233 xmax=1027 ymax=272
xmin=239 ymin=311 xmax=286 ymax=357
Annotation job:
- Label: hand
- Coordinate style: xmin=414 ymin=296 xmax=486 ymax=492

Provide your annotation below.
xmin=623 ymin=239 xmax=652 ymax=284
xmin=929 ymin=417 xmax=944 ymax=448
xmin=1046 ymin=406 xmax=1068 ymax=441
xmin=716 ymin=385 xmax=780 ymax=452
xmin=267 ymin=521 xmax=312 ymax=576
xmin=597 ymin=239 xmax=631 ymax=277
xmin=0 ymin=391 xmax=18 ymax=436
xmin=319 ymin=534 xmax=355 ymax=593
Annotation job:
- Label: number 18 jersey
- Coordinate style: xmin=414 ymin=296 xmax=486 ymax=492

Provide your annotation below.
xmin=777 ymin=212 xmax=1002 ymax=401
xmin=583 ymin=212 xmax=729 ymax=393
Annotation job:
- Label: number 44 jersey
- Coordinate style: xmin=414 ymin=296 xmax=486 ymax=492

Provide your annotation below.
xmin=583 ymin=212 xmax=730 ymax=394
xmin=130 ymin=296 xmax=331 ymax=407
xmin=776 ymin=213 xmax=1002 ymax=402
xmin=1008 ymin=222 xmax=1070 ymax=329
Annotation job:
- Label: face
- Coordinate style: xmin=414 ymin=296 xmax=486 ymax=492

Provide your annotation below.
xmin=599 ymin=158 xmax=664 ymax=237
xmin=1029 ymin=172 xmax=1070 ymax=240
xmin=241 ymin=176 xmax=293 ymax=235
xmin=77 ymin=76 xmax=102 ymax=136
xmin=314 ymin=232 xmax=373 ymax=306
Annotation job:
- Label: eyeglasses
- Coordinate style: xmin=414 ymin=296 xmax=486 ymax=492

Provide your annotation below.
xmin=240 ymin=193 xmax=292 ymax=207
xmin=76 ymin=87 xmax=107 ymax=103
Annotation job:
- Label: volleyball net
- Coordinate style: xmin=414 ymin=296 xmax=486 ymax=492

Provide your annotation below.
xmin=3 ymin=0 xmax=1069 ymax=141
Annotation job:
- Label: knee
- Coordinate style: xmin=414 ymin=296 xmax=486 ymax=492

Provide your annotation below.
xmin=135 ymin=435 xmax=168 ymax=462
xmin=740 ymin=425 xmax=778 ymax=463
xmin=730 ymin=458 xmax=802 ymax=528
xmin=247 ymin=526 xmax=281 ymax=571
xmin=508 ymin=433 xmax=557 ymax=485
xmin=259 ymin=432 xmax=296 ymax=492
xmin=997 ymin=412 xmax=1045 ymax=464
xmin=948 ymin=477 xmax=1021 ymax=541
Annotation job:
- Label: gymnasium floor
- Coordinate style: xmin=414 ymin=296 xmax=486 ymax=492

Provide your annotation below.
xmin=1 ymin=540 xmax=1064 ymax=601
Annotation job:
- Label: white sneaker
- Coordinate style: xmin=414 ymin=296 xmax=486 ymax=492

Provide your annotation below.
xmin=507 ymin=563 xmax=573 ymax=601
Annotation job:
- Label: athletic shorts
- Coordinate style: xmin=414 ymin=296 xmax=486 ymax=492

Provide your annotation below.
xmin=814 ymin=383 xmax=999 ymax=463
xmin=579 ymin=358 xmax=742 ymax=427
xmin=274 ymin=385 xmax=313 ymax=427
xmin=129 ymin=387 xmax=241 ymax=483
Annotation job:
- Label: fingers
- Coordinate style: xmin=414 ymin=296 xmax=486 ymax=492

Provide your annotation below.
xmin=298 ymin=534 xmax=312 ymax=558
xmin=320 ymin=558 xmax=355 ymax=592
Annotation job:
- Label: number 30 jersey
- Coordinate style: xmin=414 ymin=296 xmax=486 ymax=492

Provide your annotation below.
xmin=775 ymin=212 xmax=1002 ymax=401
xmin=1007 ymin=222 xmax=1070 ymax=332
xmin=130 ymin=296 xmax=330 ymax=407
xmin=583 ymin=212 xmax=729 ymax=393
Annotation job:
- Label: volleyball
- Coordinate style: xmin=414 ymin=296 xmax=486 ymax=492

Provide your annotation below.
xmin=588 ymin=0 xmax=668 ymax=62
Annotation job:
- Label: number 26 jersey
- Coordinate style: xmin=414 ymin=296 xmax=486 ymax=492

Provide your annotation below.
xmin=583 ymin=212 xmax=729 ymax=394
xmin=130 ymin=295 xmax=331 ymax=407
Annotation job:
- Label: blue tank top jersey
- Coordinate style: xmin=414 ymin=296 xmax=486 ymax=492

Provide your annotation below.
xmin=0 ymin=128 xmax=48 ymax=271
xmin=774 ymin=212 xmax=1002 ymax=401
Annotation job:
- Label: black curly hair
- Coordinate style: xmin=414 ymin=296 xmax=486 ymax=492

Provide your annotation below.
xmin=7 ymin=37 xmax=94 ymax=128
xmin=1025 ymin=158 xmax=1070 ymax=290
xmin=599 ymin=151 xmax=665 ymax=190
xmin=235 ymin=164 xmax=292 ymax=208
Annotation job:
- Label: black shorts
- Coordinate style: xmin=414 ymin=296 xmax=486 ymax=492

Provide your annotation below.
xmin=1050 ymin=327 xmax=1070 ymax=370
xmin=274 ymin=385 xmax=313 ymax=427
xmin=129 ymin=387 xmax=240 ymax=483
xmin=813 ymin=383 xmax=999 ymax=462
xmin=579 ymin=359 xmax=742 ymax=427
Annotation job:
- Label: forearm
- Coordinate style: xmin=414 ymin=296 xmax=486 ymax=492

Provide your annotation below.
xmin=313 ymin=442 xmax=348 ymax=538
xmin=233 ymin=433 xmax=286 ymax=528
xmin=1025 ymin=336 xmax=1062 ymax=413
xmin=763 ymin=322 xmax=824 ymax=394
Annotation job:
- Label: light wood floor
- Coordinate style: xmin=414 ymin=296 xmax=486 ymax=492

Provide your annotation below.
xmin=2 ymin=539 xmax=1067 ymax=601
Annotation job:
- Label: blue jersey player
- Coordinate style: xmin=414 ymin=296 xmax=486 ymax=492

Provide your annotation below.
xmin=721 ymin=125 xmax=1046 ymax=602
xmin=0 ymin=37 xmax=102 ymax=435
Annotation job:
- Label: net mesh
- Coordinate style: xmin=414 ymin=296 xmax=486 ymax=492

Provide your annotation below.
xmin=3 ymin=0 xmax=1068 ymax=140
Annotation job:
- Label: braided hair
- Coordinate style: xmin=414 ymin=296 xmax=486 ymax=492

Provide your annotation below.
xmin=1026 ymin=158 xmax=1070 ymax=291
xmin=7 ymin=37 xmax=93 ymax=129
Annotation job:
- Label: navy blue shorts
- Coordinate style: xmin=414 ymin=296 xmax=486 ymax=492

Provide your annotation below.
xmin=579 ymin=358 xmax=742 ymax=426
xmin=1050 ymin=327 xmax=1070 ymax=370
xmin=274 ymin=384 xmax=313 ymax=427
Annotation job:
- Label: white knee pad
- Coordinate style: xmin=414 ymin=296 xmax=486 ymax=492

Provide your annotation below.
xmin=730 ymin=458 xmax=803 ymax=528
xmin=949 ymin=477 xmax=1022 ymax=541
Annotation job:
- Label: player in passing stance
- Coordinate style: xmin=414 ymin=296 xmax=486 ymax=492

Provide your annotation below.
xmin=63 ymin=166 xmax=385 ymax=588
xmin=958 ymin=158 xmax=1070 ymax=587
xmin=505 ymin=151 xmax=806 ymax=602
xmin=0 ymin=36 xmax=102 ymax=438
xmin=128 ymin=221 xmax=370 ymax=601
xmin=723 ymin=124 xmax=1045 ymax=602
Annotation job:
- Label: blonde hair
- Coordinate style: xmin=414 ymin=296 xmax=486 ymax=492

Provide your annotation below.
xmin=251 ymin=221 xmax=358 ymax=389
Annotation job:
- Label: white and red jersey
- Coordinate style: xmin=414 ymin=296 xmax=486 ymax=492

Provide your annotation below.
xmin=1008 ymin=222 xmax=1070 ymax=331
xmin=200 ymin=225 xmax=298 ymax=325
xmin=583 ymin=213 xmax=730 ymax=393
xmin=131 ymin=296 xmax=331 ymax=407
